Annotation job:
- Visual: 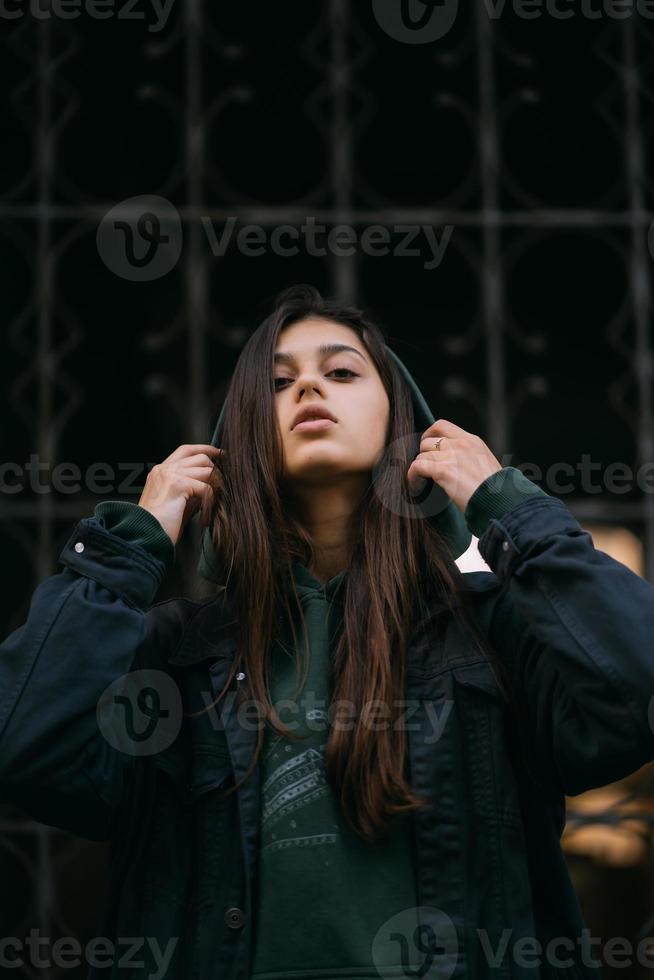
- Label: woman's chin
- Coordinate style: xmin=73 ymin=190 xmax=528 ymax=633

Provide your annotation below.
xmin=285 ymin=457 xmax=350 ymax=482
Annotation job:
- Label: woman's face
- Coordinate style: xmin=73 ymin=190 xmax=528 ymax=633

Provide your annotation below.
xmin=273 ymin=317 xmax=390 ymax=487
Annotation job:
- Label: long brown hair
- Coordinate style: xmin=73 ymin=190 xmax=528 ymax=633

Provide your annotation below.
xmin=193 ymin=284 xmax=503 ymax=842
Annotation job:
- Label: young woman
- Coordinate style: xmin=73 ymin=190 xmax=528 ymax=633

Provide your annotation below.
xmin=2 ymin=284 xmax=654 ymax=980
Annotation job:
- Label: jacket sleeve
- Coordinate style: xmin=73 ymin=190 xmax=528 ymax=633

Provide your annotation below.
xmin=94 ymin=500 xmax=176 ymax=566
xmin=470 ymin=468 xmax=654 ymax=796
xmin=0 ymin=511 xmax=180 ymax=842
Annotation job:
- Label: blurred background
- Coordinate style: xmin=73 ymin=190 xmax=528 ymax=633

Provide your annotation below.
xmin=2 ymin=2 xmax=654 ymax=977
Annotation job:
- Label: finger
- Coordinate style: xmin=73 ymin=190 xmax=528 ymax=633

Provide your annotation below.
xmin=410 ymin=457 xmax=455 ymax=473
xmin=185 ymin=476 xmax=217 ymax=496
xmin=180 ymin=465 xmax=216 ymax=480
xmin=407 ymin=457 xmax=440 ymax=490
xmin=169 ymin=444 xmax=225 ymax=460
xmin=407 ymin=456 xmax=456 ymax=484
xmin=179 ymin=453 xmax=223 ymax=467
xmin=421 ymin=419 xmax=468 ymax=440
xmin=415 ymin=448 xmax=457 ymax=462
xmin=419 ymin=434 xmax=453 ymax=453
xmin=415 ymin=440 xmax=458 ymax=463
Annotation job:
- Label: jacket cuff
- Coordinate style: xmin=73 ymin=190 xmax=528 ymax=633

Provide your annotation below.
xmin=477 ymin=494 xmax=583 ymax=581
xmin=464 ymin=466 xmax=550 ymax=539
xmin=58 ymin=517 xmax=169 ymax=610
xmin=94 ymin=501 xmax=175 ymax=571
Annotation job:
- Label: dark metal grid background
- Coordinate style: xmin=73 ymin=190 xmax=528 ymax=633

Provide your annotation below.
xmin=1 ymin=3 xmax=654 ymax=976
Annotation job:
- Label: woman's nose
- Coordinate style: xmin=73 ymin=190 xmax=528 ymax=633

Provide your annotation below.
xmin=294 ymin=373 xmax=324 ymax=396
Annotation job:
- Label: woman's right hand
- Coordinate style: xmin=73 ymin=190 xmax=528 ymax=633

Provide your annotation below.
xmin=138 ymin=443 xmax=224 ymax=547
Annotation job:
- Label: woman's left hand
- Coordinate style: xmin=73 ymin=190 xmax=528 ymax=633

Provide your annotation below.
xmin=407 ymin=419 xmax=503 ymax=515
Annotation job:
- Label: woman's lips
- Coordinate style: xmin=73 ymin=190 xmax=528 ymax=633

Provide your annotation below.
xmin=293 ymin=418 xmax=336 ymax=432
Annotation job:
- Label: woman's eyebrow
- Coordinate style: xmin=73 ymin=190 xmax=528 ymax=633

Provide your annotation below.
xmin=273 ymin=343 xmax=368 ymax=365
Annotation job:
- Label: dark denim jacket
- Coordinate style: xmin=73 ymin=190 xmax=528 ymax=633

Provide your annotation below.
xmin=2 ymin=492 xmax=654 ymax=980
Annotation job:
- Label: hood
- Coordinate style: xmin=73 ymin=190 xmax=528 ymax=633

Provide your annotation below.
xmin=196 ymin=345 xmax=472 ymax=583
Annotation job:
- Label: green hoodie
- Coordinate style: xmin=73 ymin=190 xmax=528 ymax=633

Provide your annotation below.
xmin=248 ymin=559 xmax=424 ymax=980
xmin=94 ymin=346 xmax=547 ymax=980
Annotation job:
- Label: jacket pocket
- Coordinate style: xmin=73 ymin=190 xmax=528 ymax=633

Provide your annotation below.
xmin=452 ymin=659 xmax=520 ymax=825
xmin=189 ymin=743 xmax=234 ymax=800
xmin=451 ymin=659 xmax=506 ymax=702
xmin=152 ymin=739 xmax=234 ymax=804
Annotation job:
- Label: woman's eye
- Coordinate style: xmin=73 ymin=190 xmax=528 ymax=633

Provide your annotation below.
xmin=274 ymin=368 xmax=356 ymax=390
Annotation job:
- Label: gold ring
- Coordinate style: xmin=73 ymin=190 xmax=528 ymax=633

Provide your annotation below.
xmin=433 ymin=437 xmax=444 ymax=451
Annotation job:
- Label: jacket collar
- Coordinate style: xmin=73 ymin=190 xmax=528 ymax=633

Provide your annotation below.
xmin=167 ymin=594 xmax=238 ymax=668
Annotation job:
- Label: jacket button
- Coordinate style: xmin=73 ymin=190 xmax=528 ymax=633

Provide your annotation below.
xmin=225 ymin=907 xmax=245 ymax=929
xmin=501 ymin=540 xmax=509 ymax=552
xmin=74 ymin=542 xmax=85 ymax=553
